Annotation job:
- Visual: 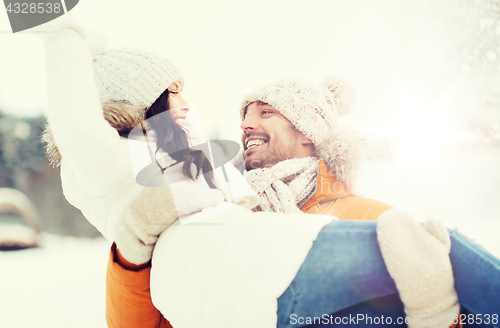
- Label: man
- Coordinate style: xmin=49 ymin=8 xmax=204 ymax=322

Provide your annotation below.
xmin=239 ymin=77 xmax=391 ymax=219
xmin=106 ymin=78 xmax=464 ymax=328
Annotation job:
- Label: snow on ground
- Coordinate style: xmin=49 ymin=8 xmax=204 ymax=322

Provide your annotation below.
xmin=0 ymin=148 xmax=499 ymax=328
xmin=0 ymin=234 xmax=110 ymax=328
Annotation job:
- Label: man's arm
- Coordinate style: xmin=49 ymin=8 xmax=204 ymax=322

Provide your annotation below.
xmin=106 ymin=243 xmax=172 ymax=328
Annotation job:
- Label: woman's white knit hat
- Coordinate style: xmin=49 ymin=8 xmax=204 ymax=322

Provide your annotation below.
xmin=92 ymin=46 xmax=184 ymax=108
xmin=241 ymin=77 xmax=355 ymax=146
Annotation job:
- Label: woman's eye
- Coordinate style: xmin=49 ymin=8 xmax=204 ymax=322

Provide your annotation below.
xmin=262 ymin=110 xmax=272 ymax=115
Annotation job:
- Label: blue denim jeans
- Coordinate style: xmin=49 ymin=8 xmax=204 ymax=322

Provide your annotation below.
xmin=277 ymin=220 xmax=500 ymax=327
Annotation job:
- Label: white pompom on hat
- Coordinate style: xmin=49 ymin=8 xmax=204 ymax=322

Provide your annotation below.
xmin=241 ymin=77 xmax=356 ymax=146
xmin=90 ymin=37 xmax=184 ymax=108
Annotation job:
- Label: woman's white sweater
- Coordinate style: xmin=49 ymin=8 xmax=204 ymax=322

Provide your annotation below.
xmin=45 ymin=28 xmax=145 ymax=242
xmin=44 ymin=26 xmax=336 ymax=328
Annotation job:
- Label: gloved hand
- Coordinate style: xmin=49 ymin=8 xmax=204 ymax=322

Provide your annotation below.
xmin=377 ymin=209 xmax=460 ymax=328
xmin=115 ymin=179 xmax=225 ymax=265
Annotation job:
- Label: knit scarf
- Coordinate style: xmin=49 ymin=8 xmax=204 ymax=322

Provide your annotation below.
xmin=246 ymin=157 xmax=319 ymax=213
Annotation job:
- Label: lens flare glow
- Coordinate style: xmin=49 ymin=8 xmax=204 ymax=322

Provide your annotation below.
xmin=379 ymin=88 xmax=472 ymax=168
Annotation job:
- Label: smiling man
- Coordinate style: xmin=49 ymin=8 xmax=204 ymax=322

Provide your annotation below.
xmin=240 ymin=78 xmax=392 ymax=217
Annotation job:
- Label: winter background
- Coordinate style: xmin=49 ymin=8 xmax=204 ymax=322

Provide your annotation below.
xmin=0 ymin=0 xmax=499 ymax=327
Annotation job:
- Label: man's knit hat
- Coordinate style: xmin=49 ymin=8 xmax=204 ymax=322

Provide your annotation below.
xmin=241 ymin=77 xmax=365 ymax=189
xmin=92 ymin=44 xmax=184 ymax=108
xmin=241 ymin=77 xmax=356 ymax=146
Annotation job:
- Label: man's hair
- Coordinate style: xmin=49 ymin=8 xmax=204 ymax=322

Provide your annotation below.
xmin=242 ymin=100 xmax=268 ymax=118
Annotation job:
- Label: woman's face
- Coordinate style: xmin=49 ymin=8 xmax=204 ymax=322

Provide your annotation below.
xmin=168 ymin=82 xmax=190 ymax=127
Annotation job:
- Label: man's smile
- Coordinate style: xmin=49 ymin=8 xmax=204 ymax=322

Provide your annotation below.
xmin=244 ymin=136 xmax=269 ymax=155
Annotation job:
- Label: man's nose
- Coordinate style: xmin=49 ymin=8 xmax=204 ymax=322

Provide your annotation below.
xmin=241 ymin=115 xmax=258 ymax=132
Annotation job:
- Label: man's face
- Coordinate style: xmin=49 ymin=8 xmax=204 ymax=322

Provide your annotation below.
xmin=241 ymin=102 xmax=310 ymax=171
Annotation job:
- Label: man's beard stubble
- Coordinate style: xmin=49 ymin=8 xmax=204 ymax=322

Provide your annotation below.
xmin=244 ymin=128 xmax=297 ymax=171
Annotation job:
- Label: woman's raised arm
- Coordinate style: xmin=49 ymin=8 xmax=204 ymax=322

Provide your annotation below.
xmin=42 ymin=18 xmax=135 ymax=196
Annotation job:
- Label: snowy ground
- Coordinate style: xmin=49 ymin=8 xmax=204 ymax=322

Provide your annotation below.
xmin=1 ymin=148 xmax=499 ymax=328
xmin=0 ymin=234 xmax=110 ymax=328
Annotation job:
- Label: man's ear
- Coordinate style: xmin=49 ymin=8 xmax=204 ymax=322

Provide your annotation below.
xmin=167 ymin=81 xmax=182 ymax=93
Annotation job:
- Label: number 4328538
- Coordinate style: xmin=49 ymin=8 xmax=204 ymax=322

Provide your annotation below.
xmin=6 ymin=2 xmax=62 ymax=14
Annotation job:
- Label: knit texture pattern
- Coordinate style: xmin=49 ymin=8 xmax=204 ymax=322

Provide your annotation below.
xmin=241 ymin=77 xmax=355 ymax=146
xmin=115 ymin=166 xmax=225 ymax=265
xmin=93 ymin=48 xmax=184 ymax=108
xmin=240 ymin=77 xmax=366 ymax=190
xmin=124 ymin=181 xmax=225 ymax=245
xmin=247 ymin=157 xmax=318 ymax=213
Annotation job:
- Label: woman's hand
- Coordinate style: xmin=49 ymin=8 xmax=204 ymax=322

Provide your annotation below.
xmin=114 ymin=180 xmax=224 ymax=265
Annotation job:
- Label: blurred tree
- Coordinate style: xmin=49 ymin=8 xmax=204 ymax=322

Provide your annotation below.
xmin=447 ymin=0 xmax=500 ymax=145
xmin=0 ymin=111 xmax=101 ymax=237
xmin=0 ymin=111 xmax=12 ymax=186
xmin=0 ymin=114 xmax=47 ymax=175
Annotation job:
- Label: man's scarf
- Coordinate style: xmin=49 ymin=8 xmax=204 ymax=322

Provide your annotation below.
xmin=246 ymin=157 xmax=319 ymax=213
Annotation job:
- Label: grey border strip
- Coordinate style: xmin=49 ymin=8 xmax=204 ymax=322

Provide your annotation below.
xmin=0 ymin=31 xmax=56 ymax=34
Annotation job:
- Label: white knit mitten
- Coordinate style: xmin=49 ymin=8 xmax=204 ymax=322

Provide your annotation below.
xmin=114 ymin=216 xmax=154 ymax=265
xmin=126 ymin=180 xmax=224 ymax=245
xmin=377 ymin=209 xmax=460 ymax=328
xmin=115 ymin=180 xmax=224 ymax=264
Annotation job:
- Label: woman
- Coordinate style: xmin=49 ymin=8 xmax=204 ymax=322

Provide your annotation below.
xmin=35 ymin=16 xmax=499 ymax=328
xmin=37 ymin=15 xmax=343 ymax=328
